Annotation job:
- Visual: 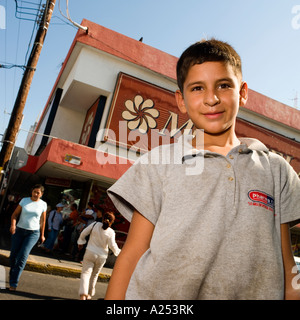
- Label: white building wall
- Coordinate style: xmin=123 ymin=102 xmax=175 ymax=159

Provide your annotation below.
xmin=30 ymin=105 xmax=51 ymax=155
xmin=48 ymin=45 xmax=178 ymax=152
xmin=50 ymin=106 xmax=85 ymax=143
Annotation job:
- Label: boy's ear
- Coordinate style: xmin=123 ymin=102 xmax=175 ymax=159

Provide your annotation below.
xmin=239 ymin=81 xmax=248 ymax=107
xmin=175 ymin=90 xmax=187 ymax=114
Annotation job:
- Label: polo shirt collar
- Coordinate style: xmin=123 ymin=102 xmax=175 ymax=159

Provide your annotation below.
xmin=181 ymin=137 xmax=269 ymax=163
xmin=178 ymin=135 xmax=203 ymax=164
xmin=238 ymin=138 xmax=269 ymax=153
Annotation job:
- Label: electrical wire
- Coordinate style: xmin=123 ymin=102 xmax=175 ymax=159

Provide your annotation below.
xmin=0 ymin=63 xmax=35 ymax=70
xmin=24 ymin=0 xmax=43 ymax=64
xmin=14 ymin=0 xmax=42 ymax=22
xmin=2 ymin=0 xmax=8 ymax=133
xmin=12 ymin=1 xmax=23 ymax=114
xmin=58 ymin=0 xmax=87 ymax=31
xmin=51 ymin=14 xmax=77 ymax=28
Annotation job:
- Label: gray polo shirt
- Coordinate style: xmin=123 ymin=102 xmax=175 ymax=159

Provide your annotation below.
xmin=107 ymin=138 xmax=300 ymax=300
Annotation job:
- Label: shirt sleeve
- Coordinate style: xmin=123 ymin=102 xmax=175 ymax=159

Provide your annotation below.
xmin=108 ymin=229 xmax=121 ymax=256
xmin=107 ymin=148 xmax=163 ymax=225
xmin=19 ymin=198 xmax=25 ymax=207
xmin=271 ymin=153 xmax=300 ymax=224
xmin=43 ymin=201 xmax=47 ymax=212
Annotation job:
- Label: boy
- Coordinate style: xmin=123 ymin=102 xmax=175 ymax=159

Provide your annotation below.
xmin=105 ymin=40 xmax=300 ymax=299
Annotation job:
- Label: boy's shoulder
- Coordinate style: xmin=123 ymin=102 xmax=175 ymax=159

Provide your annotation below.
xmin=268 ymin=148 xmax=298 ymax=178
xmin=136 ymin=142 xmax=179 ymax=165
xmin=240 ymin=137 xmax=298 ymax=178
xmin=240 ymin=137 xmax=290 ymax=162
xmin=239 ymin=137 xmax=269 ymax=153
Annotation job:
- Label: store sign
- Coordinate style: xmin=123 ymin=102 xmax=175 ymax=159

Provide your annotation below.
xmin=103 ymin=72 xmax=300 ymax=176
xmin=64 ymin=154 xmax=81 ymax=165
xmin=45 ymin=177 xmax=71 ymax=187
xmin=104 ymin=73 xmax=192 ymax=153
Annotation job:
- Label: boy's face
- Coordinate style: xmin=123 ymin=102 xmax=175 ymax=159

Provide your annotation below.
xmin=176 ymin=61 xmax=248 ymax=136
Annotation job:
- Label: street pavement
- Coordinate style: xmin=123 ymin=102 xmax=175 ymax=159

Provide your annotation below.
xmin=0 ymin=246 xmax=112 ymax=280
xmin=0 ymin=266 xmax=108 ymax=300
xmin=0 ymin=237 xmax=113 ymax=300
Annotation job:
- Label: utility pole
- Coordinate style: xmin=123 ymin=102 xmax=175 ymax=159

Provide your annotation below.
xmin=0 ymin=0 xmax=56 ymax=184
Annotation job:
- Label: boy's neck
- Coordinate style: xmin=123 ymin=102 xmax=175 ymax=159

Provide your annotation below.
xmin=192 ymin=128 xmax=240 ymax=156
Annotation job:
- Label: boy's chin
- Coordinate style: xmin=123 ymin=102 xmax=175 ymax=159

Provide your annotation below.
xmin=202 ymin=125 xmax=234 ymax=136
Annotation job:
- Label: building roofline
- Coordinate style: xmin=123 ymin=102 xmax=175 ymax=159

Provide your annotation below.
xmin=30 ymin=19 xmax=300 ymax=149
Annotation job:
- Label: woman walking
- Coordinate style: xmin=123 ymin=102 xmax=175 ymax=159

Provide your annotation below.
xmin=9 ymin=184 xmax=47 ymax=291
xmin=78 ymin=211 xmax=120 ymax=300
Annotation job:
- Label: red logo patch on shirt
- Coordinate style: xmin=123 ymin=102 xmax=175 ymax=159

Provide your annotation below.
xmin=248 ymin=190 xmax=275 ymax=212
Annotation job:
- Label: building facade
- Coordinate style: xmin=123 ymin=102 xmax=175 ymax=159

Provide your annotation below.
xmin=3 ymin=19 xmax=300 ymax=249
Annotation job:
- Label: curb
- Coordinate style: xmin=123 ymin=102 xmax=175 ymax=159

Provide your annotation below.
xmin=0 ymin=252 xmax=110 ymax=282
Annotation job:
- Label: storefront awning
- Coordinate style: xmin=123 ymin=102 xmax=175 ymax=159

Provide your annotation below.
xmin=19 ymin=138 xmax=132 ymax=183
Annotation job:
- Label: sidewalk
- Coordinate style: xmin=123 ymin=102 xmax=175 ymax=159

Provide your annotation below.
xmin=0 ymin=246 xmax=112 ymax=282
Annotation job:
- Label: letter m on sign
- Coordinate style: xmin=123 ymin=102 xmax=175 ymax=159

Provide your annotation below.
xmin=159 ymin=111 xmax=194 ymax=138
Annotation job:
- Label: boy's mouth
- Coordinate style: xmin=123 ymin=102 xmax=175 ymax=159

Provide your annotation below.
xmin=203 ymin=111 xmax=224 ymax=119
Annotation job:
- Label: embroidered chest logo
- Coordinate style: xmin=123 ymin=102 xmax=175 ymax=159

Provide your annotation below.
xmin=248 ymin=190 xmax=275 ymax=212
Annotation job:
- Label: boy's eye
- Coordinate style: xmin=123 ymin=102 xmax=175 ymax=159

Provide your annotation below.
xmin=191 ymin=86 xmax=203 ymax=91
xmin=219 ymin=83 xmax=231 ymax=89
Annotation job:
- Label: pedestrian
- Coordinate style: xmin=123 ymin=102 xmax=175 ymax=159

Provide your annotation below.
xmin=94 ymin=204 xmax=104 ymax=222
xmin=105 ymin=39 xmax=300 ymax=300
xmin=9 ymin=184 xmax=47 ymax=291
xmin=80 ymin=201 xmax=97 ymax=227
xmin=75 ymin=202 xmax=97 ymax=262
xmin=62 ymin=203 xmax=79 ymax=254
xmin=42 ymin=203 xmax=64 ymax=252
xmin=78 ymin=211 xmax=120 ymax=300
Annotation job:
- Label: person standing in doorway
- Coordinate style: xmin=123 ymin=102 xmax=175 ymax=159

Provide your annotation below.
xmin=62 ymin=203 xmax=79 ymax=254
xmin=42 ymin=203 xmax=64 ymax=252
xmin=9 ymin=184 xmax=47 ymax=291
xmin=80 ymin=201 xmax=97 ymax=227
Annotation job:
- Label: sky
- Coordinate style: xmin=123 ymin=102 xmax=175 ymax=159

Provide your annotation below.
xmin=0 ymin=0 xmax=300 ymax=148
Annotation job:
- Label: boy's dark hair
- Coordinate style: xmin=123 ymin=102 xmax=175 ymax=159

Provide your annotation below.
xmin=31 ymin=184 xmax=44 ymax=193
xmin=176 ymin=39 xmax=242 ymax=93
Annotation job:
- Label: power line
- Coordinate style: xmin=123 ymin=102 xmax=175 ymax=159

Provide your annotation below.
xmin=3 ymin=0 xmax=7 ymax=133
xmin=0 ymin=63 xmax=35 ymax=70
xmin=58 ymin=0 xmax=87 ymax=31
xmin=12 ymin=1 xmax=22 ymax=107
xmin=14 ymin=0 xmax=43 ymax=22
xmin=0 ymin=0 xmax=57 ymax=183
xmin=24 ymin=0 xmax=44 ymax=64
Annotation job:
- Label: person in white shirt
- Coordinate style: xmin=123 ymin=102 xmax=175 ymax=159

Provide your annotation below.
xmin=77 ymin=211 xmax=121 ymax=300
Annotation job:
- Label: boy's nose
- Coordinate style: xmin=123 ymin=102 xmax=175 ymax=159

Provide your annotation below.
xmin=204 ymin=90 xmax=220 ymax=107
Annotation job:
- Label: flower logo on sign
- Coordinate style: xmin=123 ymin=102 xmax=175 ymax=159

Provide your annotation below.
xmin=122 ymin=95 xmax=160 ymax=134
